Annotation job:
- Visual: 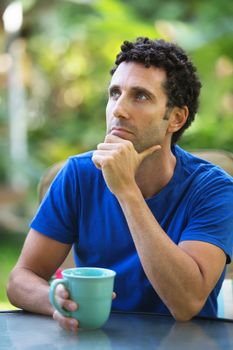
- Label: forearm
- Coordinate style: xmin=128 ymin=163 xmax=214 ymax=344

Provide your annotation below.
xmin=117 ymin=186 xmax=206 ymax=320
xmin=7 ymin=266 xmax=54 ymax=316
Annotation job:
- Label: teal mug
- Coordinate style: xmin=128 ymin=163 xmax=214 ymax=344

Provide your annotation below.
xmin=49 ymin=267 xmax=116 ymax=329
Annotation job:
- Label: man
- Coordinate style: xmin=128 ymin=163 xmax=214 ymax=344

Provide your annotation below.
xmin=7 ymin=37 xmax=233 ymax=331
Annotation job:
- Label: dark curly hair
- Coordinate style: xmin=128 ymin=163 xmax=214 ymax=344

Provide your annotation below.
xmin=110 ymin=37 xmax=202 ymax=144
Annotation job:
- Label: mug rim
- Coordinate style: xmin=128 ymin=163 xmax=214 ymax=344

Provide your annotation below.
xmin=61 ymin=267 xmax=116 ymax=279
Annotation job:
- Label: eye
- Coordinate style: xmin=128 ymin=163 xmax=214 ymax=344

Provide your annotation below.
xmin=133 ymin=89 xmax=151 ymax=101
xmin=109 ymin=87 xmax=121 ymax=100
xmin=135 ymin=92 xmax=148 ymax=101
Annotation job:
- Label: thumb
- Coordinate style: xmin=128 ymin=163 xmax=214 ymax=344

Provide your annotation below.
xmin=138 ymin=145 xmax=161 ymax=162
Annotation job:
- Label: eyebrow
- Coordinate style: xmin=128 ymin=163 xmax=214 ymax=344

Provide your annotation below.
xmin=131 ymin=86 xmax=156 ymax=100
xmin=108 ymin=84 xmax=156 ymax=100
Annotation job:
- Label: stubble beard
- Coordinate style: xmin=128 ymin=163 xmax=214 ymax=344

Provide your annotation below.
xmin=106 ymin=107 xmax=171 ymax=153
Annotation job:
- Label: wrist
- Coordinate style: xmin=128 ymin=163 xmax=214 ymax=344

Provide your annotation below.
xmin=115 ymin=182 xmax=142 ymax=203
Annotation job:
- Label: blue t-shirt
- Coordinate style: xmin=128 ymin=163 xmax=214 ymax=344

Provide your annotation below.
xmin=31 ymin=145 xmax=233 ymax=317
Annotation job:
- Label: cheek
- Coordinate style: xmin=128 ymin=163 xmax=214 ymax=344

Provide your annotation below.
xmin=106 ymin=100 xmax=113 ymax=118
xmin=143 ymin=118 xmax=168 ymax=138
xmin=106 ymin=102 xmax=113 ymax=129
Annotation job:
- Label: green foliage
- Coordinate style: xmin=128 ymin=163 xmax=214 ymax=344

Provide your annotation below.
xmin=0 ymin=0 xmax=232 ymax=185
xmin=23 ymin=0 xmax=158 ymax=169
xmin=180 ymin=33 xmax=233 ymax=151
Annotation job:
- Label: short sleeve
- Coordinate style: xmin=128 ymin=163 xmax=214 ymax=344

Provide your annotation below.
xmin=30 ymin=157 xmax=80 ymax=244
xmin=180 ymin=173 xmax=233 ymax=263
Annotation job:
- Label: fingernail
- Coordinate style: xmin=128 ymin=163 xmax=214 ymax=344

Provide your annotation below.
xmin=70 ymin=319 xmax=78 ymax=331
xmin=67 ymin=302 xmax=77 ymax=311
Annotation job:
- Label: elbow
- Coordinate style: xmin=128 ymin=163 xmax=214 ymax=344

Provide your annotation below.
xmin=7 ymin=271 xmax=20 ymax=308
xmin=7 ymin=272 xmax=13 ymax=300
xmin=7 ymin=273 xmax=14 ymax=305
xmin=171 ymin=311 xmax=194 ymax=322
xmin=170 ymin=299 xmax=205 ymax=322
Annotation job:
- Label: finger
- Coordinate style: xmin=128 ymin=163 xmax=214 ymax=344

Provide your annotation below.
xmin=112 ymin=292 xmax=117 ymax=300
xmin=138 ymin=145 xmax=161 ymax=162
xmin=92 ymin=153 xmax=116 ymax=169
xmin=58 ymin=298 xmax=78 ymax=312
xmin=92 ymin=154 xmax=104 ymax=169
xmin=55 ymin=285 xmax=78 ymax=312
xmin=55 ymin=284 xmax=69 ymax=299
xmin=105 ymin=134 xmax=132 ymax=145
xmin=53 ymin=310 xmax=79 ymax=332
xmin=97 ymin=142 xmax=123 ymax=150
xmin=94 ymin=150 xmax=115 ymax=156
xmin=105 ymin=134 xmax=123 ymax=143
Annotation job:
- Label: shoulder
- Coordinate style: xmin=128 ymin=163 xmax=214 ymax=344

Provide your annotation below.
xmin=39 ymin=151 xmax=96 ymax=200
xmin=174 ymin=145 xmax=233 ymax=185
xmin=68 ymin=150 xmax=94 ymax=168
xmin=173 ymin=145 xmax=233 ymax=208
xmin=62 ymin=151 xmax=104 ymax=188
xmin=41 ymin=151 xmax=100 ymax=195
xmin=178 ymin=147 xmax=233 ymax=214
xmin=60 ymin=151 xmax=97 ymax=177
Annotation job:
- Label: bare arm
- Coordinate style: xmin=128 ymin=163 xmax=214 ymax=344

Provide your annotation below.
xmin=7 ymin=228 xmax=72 ymax=315
xmin=92 ymin=135 xmax=226 ymax=321
xmin=117 ymin=186 xmax=226 ymax=320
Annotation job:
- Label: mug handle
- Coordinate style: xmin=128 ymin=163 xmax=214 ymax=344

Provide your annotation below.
xmin=49 ymin=278 xmax=70 ymax=317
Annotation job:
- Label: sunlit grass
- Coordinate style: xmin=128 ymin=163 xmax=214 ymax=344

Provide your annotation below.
xmin=0 ymin=302 xmax=18 ymax=310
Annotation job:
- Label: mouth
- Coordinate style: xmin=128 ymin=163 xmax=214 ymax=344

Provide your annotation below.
xmin=110 ymin=127 xmax=134 ymax=137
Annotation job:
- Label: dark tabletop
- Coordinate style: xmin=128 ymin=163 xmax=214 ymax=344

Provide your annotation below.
xmin=0 ymin=310 xmax=233 ymax=350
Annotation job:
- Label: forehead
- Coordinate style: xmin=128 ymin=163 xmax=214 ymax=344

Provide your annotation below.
xmin=110 ymin=61 xmax=167 ymax=91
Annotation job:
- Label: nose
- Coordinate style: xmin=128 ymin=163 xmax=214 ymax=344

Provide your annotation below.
xmin=112 ymin=94 xmax=130 ymax=120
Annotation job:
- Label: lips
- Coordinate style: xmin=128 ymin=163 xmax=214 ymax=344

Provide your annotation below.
xmin=110 ymin=127 xmax=134 ymax=135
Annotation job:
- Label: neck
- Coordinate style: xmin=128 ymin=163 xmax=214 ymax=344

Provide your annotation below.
xmin=135 ymin=144 xmax=176 ymax=199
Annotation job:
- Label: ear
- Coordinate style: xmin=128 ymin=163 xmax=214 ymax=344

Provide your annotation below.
xmin=167 ymin=106 xmax=189 ymax=133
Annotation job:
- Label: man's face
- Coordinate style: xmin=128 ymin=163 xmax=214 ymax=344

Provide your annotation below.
xmin=106 ymin=62 xmax=172 ymax=153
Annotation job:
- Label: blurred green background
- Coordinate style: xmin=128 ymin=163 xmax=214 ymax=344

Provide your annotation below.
xmin=0 ymin=0 xmax=232 ymax=309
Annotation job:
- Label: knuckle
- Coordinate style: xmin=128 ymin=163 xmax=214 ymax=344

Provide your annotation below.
xmin=120 ymin=143 xmax=131 ymax=155
xmin=53 ymin=311 xmax=71 ymax=331
xmin=56 ymin=287 xmax=68 ymax=299
xmin=53 ymin=310 xmax=59 ymax=321
xmin=60 ymin=298 xmax=69 ymax=309
xmin=97 ymin=143 xmax=104 ymax=150
xmin=109 ymin=155 xmax=115 ymax=164
xmin=103 ymin=156 xmax=114 ymax=166
xmin=125 ymin=140 xmax=133 ymax=149
xmin=105 ymin=134 xmax=111 ymax=142
xmin=53 ymin=310 xmax=64 ymax=323
xmin=113 ymin=148 xmax=121 ymax=156
xmin=54 ymin=294 xmax=69 ymax=309
xmin=56 ymin=284 xmax=66 ymax=293
xmin=117 ymin=144 xmax=124 ymax=153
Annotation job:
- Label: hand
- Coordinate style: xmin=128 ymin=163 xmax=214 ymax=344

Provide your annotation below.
xmin=52 ymin=284 xmax=117 ymax=332
xmin=92 ymin=134 xmax=161 ymax=196
xmin=52 ymin=284 xmax=79 ymax=332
